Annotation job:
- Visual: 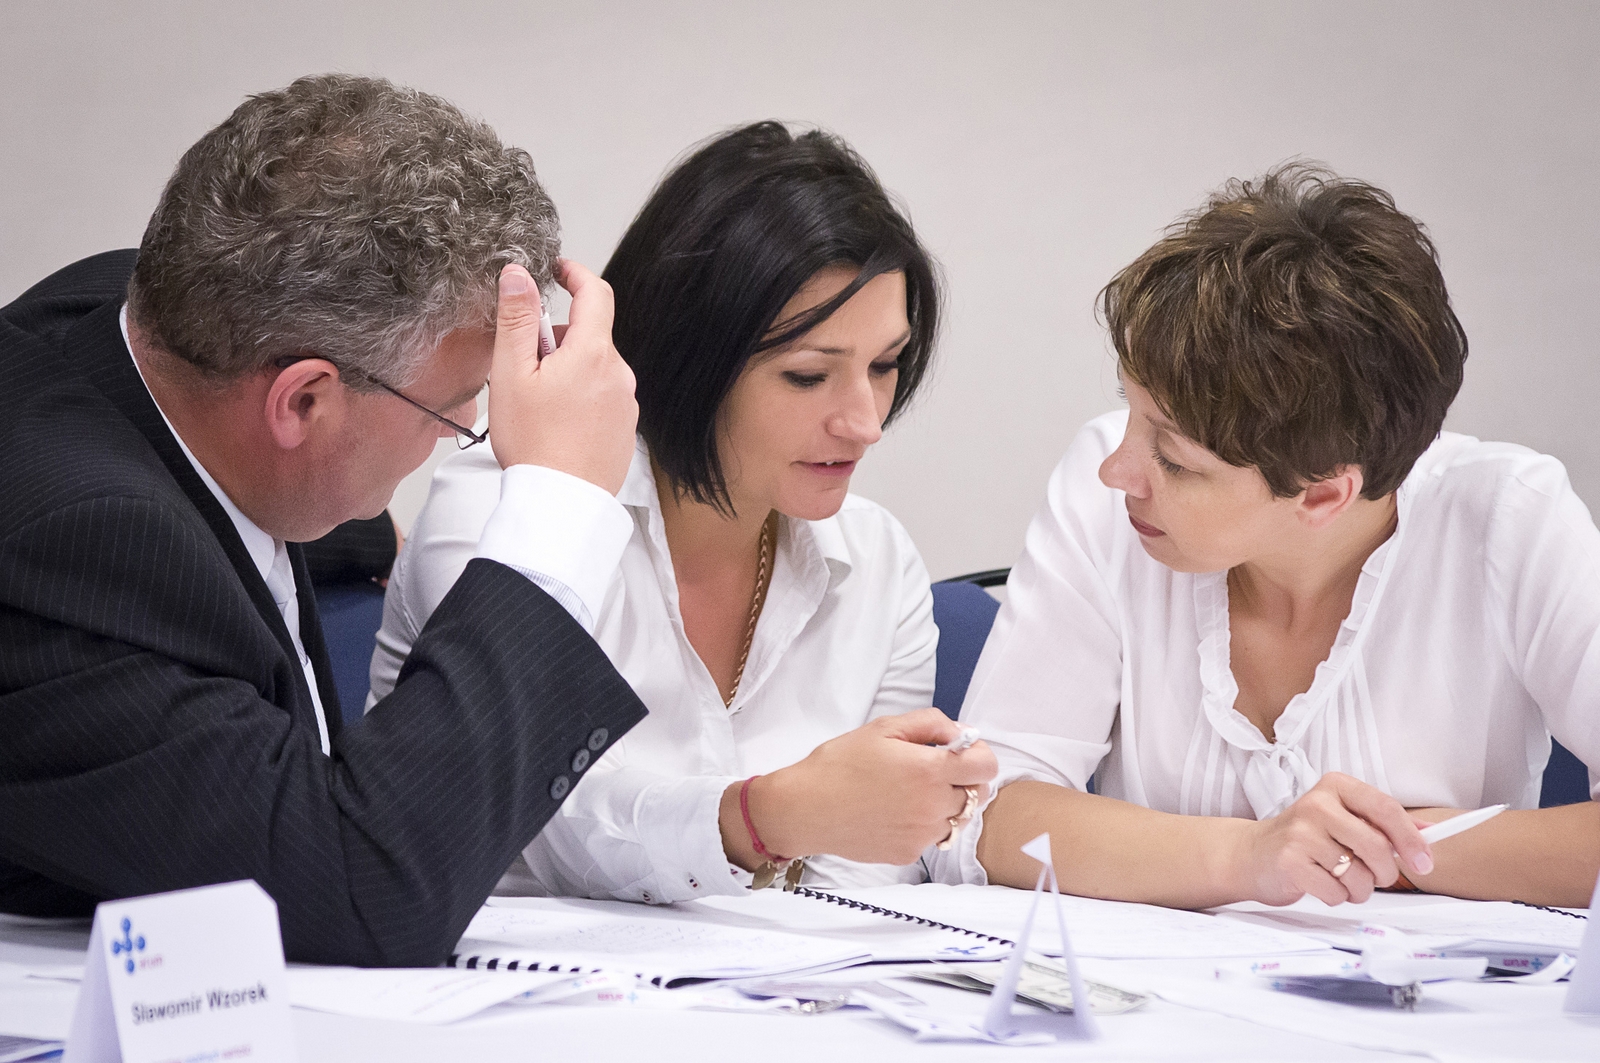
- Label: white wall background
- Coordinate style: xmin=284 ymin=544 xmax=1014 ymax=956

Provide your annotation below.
xmin=4 ymin=1 xmax=1597 ymax=579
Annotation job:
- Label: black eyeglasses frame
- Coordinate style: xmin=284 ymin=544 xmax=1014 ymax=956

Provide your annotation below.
xmin=273 ymin=356 xmax=488 ymax=449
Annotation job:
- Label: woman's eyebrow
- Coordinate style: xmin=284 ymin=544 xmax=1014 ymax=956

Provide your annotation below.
xmin=1141 ymin=402 xmax=1185 ymax=437
xmin=1149 ymin=409 xmax=1180 ymax=432
xmin=880 ymin=329 xmax=912 ymax=354
xmin=1156 ymin=422 xmax=1206 ymax=454
xmin=799 ymin=330 xmax=913 ymax=357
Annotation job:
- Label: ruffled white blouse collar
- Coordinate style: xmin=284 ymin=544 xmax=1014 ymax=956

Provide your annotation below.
xmin=1185 ymin=485 xmax=1413 ymax=819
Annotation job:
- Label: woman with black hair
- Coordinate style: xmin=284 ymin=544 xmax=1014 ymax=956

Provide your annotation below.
xmin=369 ymin=122 xmax=996 ymax=902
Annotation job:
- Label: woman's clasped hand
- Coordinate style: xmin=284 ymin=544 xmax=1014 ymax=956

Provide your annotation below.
xmin=1233 ymin=773 xmax=1434 ymax=906
xmin=726 ymin=709 xmax=998 ymax=869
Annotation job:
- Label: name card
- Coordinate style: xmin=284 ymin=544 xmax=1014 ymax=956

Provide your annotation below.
xmin=65 ymin=880 xmax=296 ymax=1063
xmin=1564 ymin=865 xmax=1600 ymax=1013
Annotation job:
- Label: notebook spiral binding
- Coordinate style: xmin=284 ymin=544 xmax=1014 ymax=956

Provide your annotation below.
xmin=450 ymin=953 xmax=671 ymax=985
xmin=1512 ymin=899 xmax=1588 ymax=921
xmin=449 ymin=954 xmax=597 ymax=973
xmin=791 ymin=886 xmax=1015 ymax=946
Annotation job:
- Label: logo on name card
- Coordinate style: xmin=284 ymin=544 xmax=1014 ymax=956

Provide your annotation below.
xmin=67 ymin=880 xmax=296 ymax=1063
xmin=110 ymin=917 xmax=147 ymax=974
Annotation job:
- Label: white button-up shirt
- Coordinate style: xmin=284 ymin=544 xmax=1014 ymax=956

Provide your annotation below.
xmin=370 ymin=438 xmax=939 ymax=901
xmin=933 ymin=410 xmax=1600 ymax=885
xmin=122 ymin=307 xmax=336 ymax=749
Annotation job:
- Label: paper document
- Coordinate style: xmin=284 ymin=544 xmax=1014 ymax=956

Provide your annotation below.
xmin=1215 ymin=896 xmax=1586 ymax=957
xmin=286 ymin=965 xmax=629 ymax=1024
xmin=457 ymin=897 xmax=868 ymax=986
xmin=668 ymin=890 xmax=1009 ymax=962
xmin=0 ymin=1033 xmax=62 ymax=1063
xmin=1147 ymin=966 xmax=1593 ymax=1061
xmin=824 ymin=884 xmax=1331 ymax=958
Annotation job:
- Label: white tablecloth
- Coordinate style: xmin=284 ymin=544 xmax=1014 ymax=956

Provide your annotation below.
xmin=2 ymin=890 xmax=1593 ymax=1062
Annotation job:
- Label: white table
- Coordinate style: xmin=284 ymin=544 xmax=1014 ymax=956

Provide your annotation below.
xmin=3 ymin=894 xmax=1594 ymax=1063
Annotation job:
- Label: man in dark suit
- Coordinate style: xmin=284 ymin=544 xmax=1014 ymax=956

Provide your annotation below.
xmin=0 ymin=75 xmax=648 ymax=966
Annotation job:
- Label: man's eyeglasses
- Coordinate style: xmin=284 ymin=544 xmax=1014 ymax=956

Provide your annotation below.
xmin=274 ymin=356 xmax=488 ymax=449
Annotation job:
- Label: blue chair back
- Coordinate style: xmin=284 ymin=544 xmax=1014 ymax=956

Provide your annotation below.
xmin=314 ymin=581 xmax=387 ymax=724
xmin=1541 ymin=741 xmax=1591 ymax=808
xmin=930 ymin=578 xmax=1002 ymax=719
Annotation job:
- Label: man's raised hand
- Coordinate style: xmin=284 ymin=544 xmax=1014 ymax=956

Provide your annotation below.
xmin=488 ymin=261 xmax=637 ymax=494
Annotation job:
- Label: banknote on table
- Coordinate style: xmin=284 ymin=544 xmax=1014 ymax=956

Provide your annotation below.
xmin=735 ymin=979 xmax=925 ymax=1013
xmin=910 ymin=960 xmax=1150 ymax=1015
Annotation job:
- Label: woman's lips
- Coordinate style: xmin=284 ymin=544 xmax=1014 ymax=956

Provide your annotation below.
xmin=1128 ymin=513 xmax=1165 ymax=538
xmin=802 ymin=460 xmax=856 ymax=477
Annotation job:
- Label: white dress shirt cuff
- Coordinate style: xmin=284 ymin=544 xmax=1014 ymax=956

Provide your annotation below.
xmin=474 ymin=464 xmax=633 ymax=631
xmin=634 ymin=775 xmax=751 ymax=901
xmin=925 ymin=785 xmax=995 ymax=886
xmin=925 ymin=760 xmax=1052 ymax=886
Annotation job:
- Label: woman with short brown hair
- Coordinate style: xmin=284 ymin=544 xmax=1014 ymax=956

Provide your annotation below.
xmin=936 ymin=164 xmax=1600 ymax=909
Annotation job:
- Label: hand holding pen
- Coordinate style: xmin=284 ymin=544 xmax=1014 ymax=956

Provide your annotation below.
xmin=488 ymin=260 xmax=637 ymax=495
xmin=729 ymin=710 xmax=997 ymax=869
xmin=1235 ymin=772 xmax=1437 ymax=907
xmin=935 ymin=727 xmax=983 ymax=850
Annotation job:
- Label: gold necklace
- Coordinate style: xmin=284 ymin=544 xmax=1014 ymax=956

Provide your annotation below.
xmin=725 ymin=511 xmax=776 ymax=708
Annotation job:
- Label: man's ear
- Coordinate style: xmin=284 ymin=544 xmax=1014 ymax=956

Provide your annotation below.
xmin=1297 ymin=466 xmax=1365 ymax=530
xmin=264 ymin=359 xmax=343 ymax=450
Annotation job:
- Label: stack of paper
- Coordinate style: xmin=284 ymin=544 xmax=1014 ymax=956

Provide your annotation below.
xmin=670 ymin=890 xmax=1010 ymax=962
xmin=286 ymin=966 xmax=633 ymax=1024
xmin=1213 ymin=895 xmax=1586 ymax=960
xmin=456 ymin=899 xmax=873 ymax=986
xmin=821 ymin=884 xmax=1332 ymax=958
xmin=0 ymin=1033 xmax=62 ymax=1063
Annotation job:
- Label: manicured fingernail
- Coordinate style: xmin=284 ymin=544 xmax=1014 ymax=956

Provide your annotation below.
xmin=1414 ymin=852 xmax=1433 ymax=875
xmin=500 ymin=266 xmax=529 ymax=295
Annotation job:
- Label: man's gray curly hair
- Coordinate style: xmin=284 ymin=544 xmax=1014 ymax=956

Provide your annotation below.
xmin=127 ymin=73 xmax=559 ymax=389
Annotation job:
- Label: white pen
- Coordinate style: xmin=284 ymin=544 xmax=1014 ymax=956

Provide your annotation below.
xmin=537 ymin=307 xmax=558 ymax=361
xmin=938 ymin=727 xmax=981 ymax=753
xmin=1419 ymin=804 xmax=1508 ymax=845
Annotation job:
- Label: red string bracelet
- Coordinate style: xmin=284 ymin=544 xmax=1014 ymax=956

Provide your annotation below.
xmin=738 ymin=775 xmax=792 ymax=864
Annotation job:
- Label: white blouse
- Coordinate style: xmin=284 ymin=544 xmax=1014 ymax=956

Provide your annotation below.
xmin=934 ymin=411 xmax=1600 ymax=885
xmin=370 ymin=439 xmax=938 ymax=903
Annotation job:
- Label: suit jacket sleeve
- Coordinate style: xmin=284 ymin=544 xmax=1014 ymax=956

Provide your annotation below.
xmin=0 ymin=487 xmax=647 ymax=966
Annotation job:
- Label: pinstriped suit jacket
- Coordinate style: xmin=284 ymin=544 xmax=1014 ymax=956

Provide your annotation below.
xmin=0 ymin=252 xmax=648 ymax=966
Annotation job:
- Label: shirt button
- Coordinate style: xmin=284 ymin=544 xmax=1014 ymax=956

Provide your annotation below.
xmin=587 ymin=728 xmax=609 ymax=752
xmin=570 ymin=748 xmax=591 ymax=773
xmin=548 ymin=775 xmax=571 ymax=800
xmin=688 ymin=877 xmax=700 ymax=889
xmin=641 ymin=890 xmax=655 ymax=904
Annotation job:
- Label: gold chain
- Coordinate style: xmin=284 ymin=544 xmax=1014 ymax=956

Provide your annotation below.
xmin=725 ymin=511 xmax=776 ymax=708
xmin=735 ymin=513 xmax=798 ymax=889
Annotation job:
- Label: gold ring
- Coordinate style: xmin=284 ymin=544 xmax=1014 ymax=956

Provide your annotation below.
xmin=953 ymin=785 xmax=980 ymax=828
xmin=1331 ymin=853 xmax=1353 ymax=879
xmin=936 ymin=787 xmax=982 ymax=851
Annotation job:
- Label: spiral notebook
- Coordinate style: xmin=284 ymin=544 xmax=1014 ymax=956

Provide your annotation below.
xmin=449 ymin=889 xmax=1009 ymax=987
